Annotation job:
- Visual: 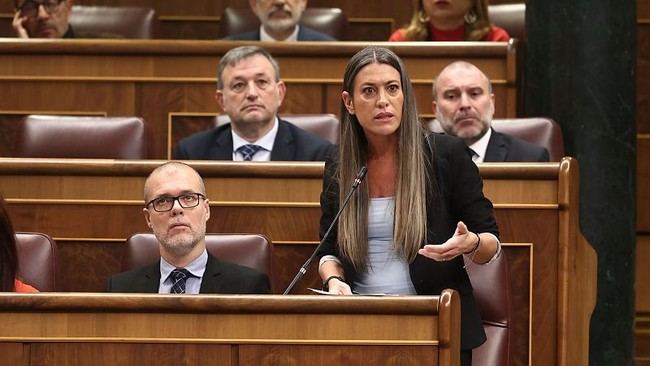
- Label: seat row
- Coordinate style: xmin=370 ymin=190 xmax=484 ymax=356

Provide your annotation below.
xmin=5 ymin=114 xmax=565 ymax=161
xmin=1 ymin=4 xmax=526 ymax=41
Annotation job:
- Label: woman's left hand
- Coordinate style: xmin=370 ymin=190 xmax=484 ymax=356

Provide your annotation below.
xmin=418 ymin=221 xmax=474 ymax=261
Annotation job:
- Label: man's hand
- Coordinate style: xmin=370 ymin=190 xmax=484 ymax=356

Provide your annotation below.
xmin=13 ymin=10 xmax=30 ymax=38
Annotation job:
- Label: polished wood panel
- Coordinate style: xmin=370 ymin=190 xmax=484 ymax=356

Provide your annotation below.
xmin=0 ymin=40 xmax=519 ymax=159
xmin=0 ymin=293 xmax=459 ymax=366
xmin=0 ymin=157 xmax=595 ymax=366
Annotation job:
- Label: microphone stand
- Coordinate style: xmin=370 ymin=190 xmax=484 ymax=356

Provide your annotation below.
xmin=283 ymin=166 xmax=367 ymax=295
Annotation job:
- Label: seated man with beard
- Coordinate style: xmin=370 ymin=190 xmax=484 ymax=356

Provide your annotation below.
xmin=106 ymin=162 xmax=270 ymax=294
xmin=432 ymin=61 xmax=549 ymax=163
xmin=12 ymin=0 xmax=74 ymax=38
xmin=223 ymin=0 xmax=335 ymax=41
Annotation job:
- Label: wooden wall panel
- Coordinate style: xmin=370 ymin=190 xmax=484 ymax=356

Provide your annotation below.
xmin=30 ymin=343 xmax=232 ymax=366
xmin=239 ymin=345 xmax=436 ymax=366
xmin=0 ymin=343 xmax=25 ymax=366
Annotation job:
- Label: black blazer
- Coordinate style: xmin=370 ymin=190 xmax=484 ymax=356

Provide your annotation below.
xmin=173 ymin=118 xmax=333 ymax=161
xmin=484 ymin=129 xmax=550 ymax=162
xmin=223 ymin=26 xmax=335 ymax=41
xmin=317 ymin=133 xmax=498 ymax=350
xmin=106 ymin=253 xmax=271 ymax=294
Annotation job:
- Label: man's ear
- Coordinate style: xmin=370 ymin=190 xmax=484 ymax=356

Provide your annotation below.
xmin=215 ymin=90 xmax=225 ymax=111
xmin=431 ymin=100 xmax=438 ymax=116
xmin=277 ymin=80 xmax=287 ymax=106
xmin=204 ymin=199 xmax=210 ymax=221
xmin=143 ymin=207 xmax=152 ymax=229
xmin=342 ymin=91 xmax=354 ymax=114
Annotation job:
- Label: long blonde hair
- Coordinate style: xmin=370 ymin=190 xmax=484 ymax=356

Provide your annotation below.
xmin=336 ymin=47 xmax=429 ymax=271
xmin=403 ymin=0 xmax=492 ymax=41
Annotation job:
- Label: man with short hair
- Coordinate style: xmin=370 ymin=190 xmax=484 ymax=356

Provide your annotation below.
xmin=173 ymin=46 xmax=332 ymax=161
xmin=107 ymin=162 xmax=270 ymax=294
xmin=432 ymin=61 xmax=549 ymax=162
xmin=13 ymin=0 xmax=74 ymax=38
xmin=224 ymin=0 xmax=334 ymax=41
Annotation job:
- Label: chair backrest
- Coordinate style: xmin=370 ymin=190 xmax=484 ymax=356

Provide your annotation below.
xmin=488 ymin=3 xmax=526 ymax=40
xmin=70 ymin=5 xmax=158 ymax=39
xmin=15 ymin=232 xmax=57 ymax=292
xmin=16 ymin=115 xmax=147 ymax=159
xmin=491 ymin=118 xmax=564 ymax=161
xmin=465 ymin=252 xmax=512 ymax=366
xmin=219 ymin=7 xmax=346 ymax=40
xmin=214 ymin=114 xmax=340 ymax=144
xmin=123 ymin=233 xmax=272 ymax=280
xmin=426 ymin=117 xmax=564 ymax=161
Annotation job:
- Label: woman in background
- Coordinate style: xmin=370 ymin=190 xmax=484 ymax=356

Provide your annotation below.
xmin=317 ymin=47 xmax=501 ymax=365
xmin=0 ymin=194 xmax=38 ymax=292
xmin=389 ymin=0 xmax=509 ymax=41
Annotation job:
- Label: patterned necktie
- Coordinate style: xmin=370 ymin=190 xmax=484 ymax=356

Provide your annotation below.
xmin=236 ymin=144 xmax=265 ymax=161
xmin=169 ymin=268 xmax=192 ymax=294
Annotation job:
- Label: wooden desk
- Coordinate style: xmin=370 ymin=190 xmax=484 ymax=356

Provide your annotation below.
xmin=0 ymin=39 xmax=520 ymax=158
xmin=0 ymin=157 xmax=596 ymax=365
xmin=0 ymin=292 xmax=460 ymax=366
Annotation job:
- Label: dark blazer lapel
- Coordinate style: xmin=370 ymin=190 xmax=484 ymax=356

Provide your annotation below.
xmin=199 ymin=254 xmax=223 ymax=293
xmin=484 ymin=129 xmax=509 ymax=162
xmin=137 ymin=262 xmax=162 ymax=293
xmin=209 ymin=125 xmax=235 ymax=160
xmin=269 ymin=119 xmax=296 ymax=161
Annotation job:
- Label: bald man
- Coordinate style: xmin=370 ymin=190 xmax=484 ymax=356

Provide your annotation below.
xmin=432 ymin=61 xmax=549 ymax=162
xmin=107 ymin=162 xmax=270 ymax=294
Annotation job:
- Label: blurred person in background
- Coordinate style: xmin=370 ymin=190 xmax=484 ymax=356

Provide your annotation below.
xmin=224 ymin=0 xmax=334 ymax=41
xmin=389 ymin=0 xmax=509 ymax=41
xmin=0 ymin=194 xmax=38 ymax=292
xmin=13 ymin=0 xmax=74 ymax=38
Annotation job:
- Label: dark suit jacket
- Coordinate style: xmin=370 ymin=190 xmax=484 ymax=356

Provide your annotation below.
xmin=223 ymin=25 xmax=335 ymax=41
xmin=106 ymin=253 xmax=271 ymax=294
xmin=173 ymin=118 xmax=333 ymax=161
xmin=484 ymin=129 xmax=550 ymax=162
xmin=317 ymin=133 xmax=498 ymax=350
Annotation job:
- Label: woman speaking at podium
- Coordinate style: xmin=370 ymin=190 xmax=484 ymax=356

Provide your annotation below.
xmin=317 ymin=47 xmax=500 ymax=366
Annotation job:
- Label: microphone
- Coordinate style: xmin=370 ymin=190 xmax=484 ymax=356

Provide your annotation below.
xmin=283 ymin=165 xmax=368 ymax=295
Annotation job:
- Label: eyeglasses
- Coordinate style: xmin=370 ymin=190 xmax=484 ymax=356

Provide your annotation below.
xmin=16 ymin=0 xmax=66 ymax=18
xmin=146 ymin=193 xmax=207 ymax=212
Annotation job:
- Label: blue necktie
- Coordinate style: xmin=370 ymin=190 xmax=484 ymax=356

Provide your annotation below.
xmin=236 ymin=144 xmax=265 ymax=161
xmin=169 ymin=268 xmax=192 ymax=294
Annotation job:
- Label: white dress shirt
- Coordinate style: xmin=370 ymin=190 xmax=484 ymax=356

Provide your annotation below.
xmin=231 ymin=117 xmax=279 ymax=161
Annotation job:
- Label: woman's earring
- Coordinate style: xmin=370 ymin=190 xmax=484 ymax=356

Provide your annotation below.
xmin=464 ymin=9 xmax=478 ymax=24
xmin=418 ymin=10 xmax=430 ymax=24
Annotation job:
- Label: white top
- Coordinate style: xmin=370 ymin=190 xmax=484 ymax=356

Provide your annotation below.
xmin=468 ymin=127 xmax=492 ymax=164
xmin=231 ymin=117 xmax=279 ymax=161
xmin=354 ymin=197 xmax=417 ymax=295
xmin=259 ymin=25 xmax=300 ymax=42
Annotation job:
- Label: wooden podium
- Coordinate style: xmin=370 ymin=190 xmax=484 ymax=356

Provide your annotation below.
xmin=0 ymin=291 xmax=460 ymax=366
